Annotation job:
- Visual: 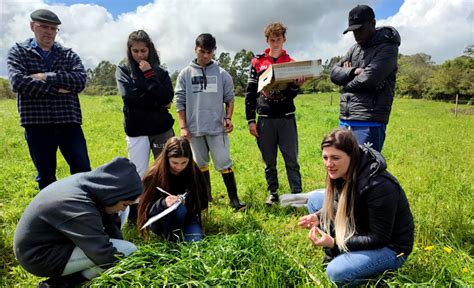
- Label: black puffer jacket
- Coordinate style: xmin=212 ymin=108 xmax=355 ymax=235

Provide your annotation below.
xmin=331 ymin=26 xmax=401 ymax=124
xmin=116 ymin=63 xmax=174 ymax=137
xmin=325 ymin=145 xmax=414 ymax=258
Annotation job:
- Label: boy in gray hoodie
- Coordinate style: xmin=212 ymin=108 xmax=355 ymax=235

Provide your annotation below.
xmin=14 ymin=157 xmax=143 ymax=286
xmin=175 ymin=33 xmax=245 ymax=211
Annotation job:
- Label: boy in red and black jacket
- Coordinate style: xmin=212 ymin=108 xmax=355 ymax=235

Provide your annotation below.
xmin=245 ymin=22 xmax=304 ymax=205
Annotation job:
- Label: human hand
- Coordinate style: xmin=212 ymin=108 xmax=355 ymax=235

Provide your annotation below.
xmin=354 ymin=68 xmax=364 ymax=75
xmin=224 ymin=118 xmax=233 ymax=133
xmin=30 ymin=73 xmax=46 ymax=81
xmin=298 ymin=213 xmax=319 ymax=229
xmin=165 ymin=195 xmax=180 ymax=207
xmin=248 ymin=122 xmax=259 ymax=138
xmin=58 ymin=88 xmax=71 ymax=93
xmin=139 ymin=60 xmax=152 ymax=72
xmin=293 ymin=76 xmax=305 ymax=86
xmin=180 ymin=127 xmax=192 ymax=140
xmin=342 ymin=61 xmax=352 ymax=69
xmin=308 ymin=226 xmax=335 ymax=248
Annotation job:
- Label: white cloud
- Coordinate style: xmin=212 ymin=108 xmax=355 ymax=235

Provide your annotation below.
xmin=1 ymin=0 xmax=473 ymax=78
xmin=380 ymin=0 xmax=474 ymax=62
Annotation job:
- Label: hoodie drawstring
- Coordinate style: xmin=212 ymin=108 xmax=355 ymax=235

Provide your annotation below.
xmin=200 ymin=67 xmax=207 ymax=90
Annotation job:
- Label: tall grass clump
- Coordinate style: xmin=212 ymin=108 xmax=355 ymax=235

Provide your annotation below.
xmin=87 ymin=231 xmax=322 ymax=287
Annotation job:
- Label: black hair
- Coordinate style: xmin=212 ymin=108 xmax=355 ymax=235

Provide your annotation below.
xmin=126 ymin=30 xmax=160 ymax=67
xmin=195 ymin=33 xmax=216 ymax=51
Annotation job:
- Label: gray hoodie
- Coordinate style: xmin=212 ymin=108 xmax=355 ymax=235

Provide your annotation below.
xmin=175 ymin=60 xmax=234 ymax=136
xmin=13 ymin=157 xmax=143 ymax=277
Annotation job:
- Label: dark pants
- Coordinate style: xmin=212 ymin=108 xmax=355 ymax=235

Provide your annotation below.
xmin=340 ymin=124 xmax=387 ymax=152
xmin=257 ymin=117 xmax=301 ymax=193
xmin=24 ymin=123 xmax=91 ymax=189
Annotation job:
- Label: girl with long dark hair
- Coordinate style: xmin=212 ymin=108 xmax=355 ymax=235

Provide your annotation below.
xmin=137 ymin=137 xmax=209 ymax=242
xmin=116 ymin=30 xmax=174 ymax=178
xmin=116 ymin=30 xmax=174 ymax=223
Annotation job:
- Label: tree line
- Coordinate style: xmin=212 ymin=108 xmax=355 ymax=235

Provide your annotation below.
xmin=1 ymin=45 xmax=472 ymax=103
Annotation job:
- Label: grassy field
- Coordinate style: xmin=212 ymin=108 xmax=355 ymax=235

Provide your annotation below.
xmin=0 ymin=93 xmax=473 ymax=287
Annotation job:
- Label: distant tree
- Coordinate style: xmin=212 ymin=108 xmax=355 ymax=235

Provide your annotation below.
xmin=217 ymin=52 xmax=232 ymax=72
xmin=0 ymin=78 xmax=15 ymax=99
xmin=216 ymin=50 xmax=253 ymax=96
xmin=322 ymin=56 xmax=342 ymax=73
xmin=83 ymin=60 xmax=118 ymax=96
xmin=396 ymin=53 xmax=435 ymax=98
xmin=463 ymin=44 xmax=474 ymax=57
xmin=231 ymin=49 xmax=254 ymax=96
xmin=87 ymin=60 xmax=117 ymax=87
xmin=426 ymin=56 xmax=474 ymax=101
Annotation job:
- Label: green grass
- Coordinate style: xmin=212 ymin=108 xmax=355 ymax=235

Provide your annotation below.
xmin=1 ymin=93 xmax=473 ymax=287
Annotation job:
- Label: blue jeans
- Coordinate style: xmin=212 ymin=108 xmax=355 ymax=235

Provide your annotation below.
xmin=150 ymin=204 xmax=203 ymax=242
xmin=307 ymin=189 xmax=325 ymax=213
xmin=339 ymin=124 xmax=386 ymax=152
xmin=24 ymin=124 xmax=91 ymax=189
xmin=326 ymin=247 xmax=407 ymax=286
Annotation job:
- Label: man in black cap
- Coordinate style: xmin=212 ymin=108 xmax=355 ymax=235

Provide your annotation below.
xmin=330 ymin=5 xmax=401 ymax=152
xmin=7 ymin=9 xmax=91 ymax=189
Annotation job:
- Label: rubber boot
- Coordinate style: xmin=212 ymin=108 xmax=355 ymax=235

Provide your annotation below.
xmin=202 ymin=170 xmax=212 ymax=202
xmin=222 ymin=171 xmax=246 ymax=211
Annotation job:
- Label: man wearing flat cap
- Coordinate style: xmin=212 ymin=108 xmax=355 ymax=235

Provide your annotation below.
xmin=331 ymin=5 xmax=401 ymax=152
xmin=7 ymin=9 xmax=91 ymax=190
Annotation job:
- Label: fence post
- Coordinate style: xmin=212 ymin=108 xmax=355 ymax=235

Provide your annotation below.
xmin=330 ymin=94 xmax=333 ymax=106
xmin=455 ymin=94 xmax=458 ymax=117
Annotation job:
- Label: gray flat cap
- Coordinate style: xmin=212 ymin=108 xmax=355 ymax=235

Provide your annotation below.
xmin=30 ymin=9 xmax=61 ymax=25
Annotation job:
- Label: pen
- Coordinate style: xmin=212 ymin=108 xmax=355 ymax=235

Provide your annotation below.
xmin=156 ymin=186 xmax=173 ymax=197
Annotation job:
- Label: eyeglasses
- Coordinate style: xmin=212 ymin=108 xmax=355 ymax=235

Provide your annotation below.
xmin=34 ymin=22 xmax=60 ymax=32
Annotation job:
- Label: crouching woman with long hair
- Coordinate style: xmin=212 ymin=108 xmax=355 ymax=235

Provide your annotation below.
xmin=137 ymin=137 xmax=209 ymax=242
xmin=298 ymin=128 xmax=414 ymax=286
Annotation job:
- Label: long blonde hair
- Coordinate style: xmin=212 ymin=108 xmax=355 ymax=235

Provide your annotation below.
xmin=319 ymin=128 xmax=360 ymax=251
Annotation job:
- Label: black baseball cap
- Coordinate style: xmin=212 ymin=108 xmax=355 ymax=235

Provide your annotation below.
xmin=343 ymin=5 xmax=374 ymax=34
xmin=30 ymin=9 xmax=61 ymax=25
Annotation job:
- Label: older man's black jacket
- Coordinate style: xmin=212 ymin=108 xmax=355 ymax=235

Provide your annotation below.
xmin=331 ymin=27 xmax=401 ymax=124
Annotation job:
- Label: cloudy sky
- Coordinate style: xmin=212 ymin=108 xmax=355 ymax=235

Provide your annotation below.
xmin=1 ymin=0 xmax=473 ymax=77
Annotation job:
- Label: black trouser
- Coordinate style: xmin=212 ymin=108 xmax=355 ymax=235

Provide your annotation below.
xmin=256 ymin=117 xmax=301 ymax=193
xmin=24 ymin=123 xmax=91 ymax=189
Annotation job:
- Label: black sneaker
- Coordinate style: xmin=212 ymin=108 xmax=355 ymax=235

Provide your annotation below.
xmin=232 ymin=202 xmax=247 ymax=211
xmin=265 ymin=192 xmax=279 ymax=205
xmin=37 ymin=272 xmax=88 ymax=288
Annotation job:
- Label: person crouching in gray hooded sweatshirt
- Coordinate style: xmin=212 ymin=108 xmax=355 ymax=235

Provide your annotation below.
xmin=14 ymin=157 xmax=143 ymax=287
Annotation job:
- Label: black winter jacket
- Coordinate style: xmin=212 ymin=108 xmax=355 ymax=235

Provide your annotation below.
xmin=13 ymin=157 xmax=143 ymax=277
xmin=116 ymin=63 xmax=174 ymax=137
xmin=325 ymin=145 xmax=414 ymax=258
xmin=331 ymin=27 xmax=401 ymax=124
